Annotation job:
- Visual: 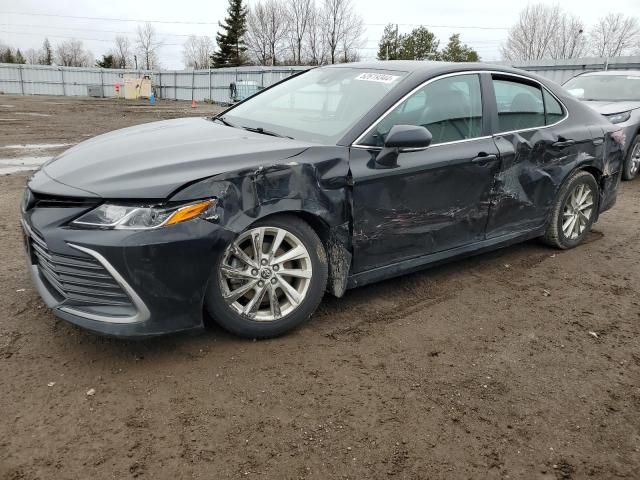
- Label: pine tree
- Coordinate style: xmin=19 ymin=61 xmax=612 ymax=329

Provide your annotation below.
xmin=400 ymin=27 xmax=439 ymax=60
xmin=40 ymin=38 xmax=53 ymax=65
xmin=376 ymin=24 xmax=400 ymax=60
xmin=212 ymin=0 xmax=248 ymax=68
xmin=377 ymin=25 xmax=439 ymax=61
xmin=440 ymin=34 xmax=480 ymax=62
xmin=1 ymin=47 xmax=15 ymax=63
xmin=96 ymin=54 xmax=115 ymax=68
xmin=15 ymin=48 xmax=26 ymax=64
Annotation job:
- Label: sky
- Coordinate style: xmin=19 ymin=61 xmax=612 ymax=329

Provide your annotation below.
xmin=0 ymin=0 xmax=637 ymax=69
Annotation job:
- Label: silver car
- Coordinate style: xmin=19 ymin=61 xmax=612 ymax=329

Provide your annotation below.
xmin=564 ymin=70 xmax=640 ymax=180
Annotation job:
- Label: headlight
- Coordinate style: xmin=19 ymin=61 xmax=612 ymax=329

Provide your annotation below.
xmin=71 ymin=199 xmax=216 ymax=230
xmin=605 ymin=111 xmax=631 ymax=124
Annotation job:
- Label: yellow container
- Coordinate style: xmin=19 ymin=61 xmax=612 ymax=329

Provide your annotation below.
xmin=124 ymin=76 xmax=152 ymax=99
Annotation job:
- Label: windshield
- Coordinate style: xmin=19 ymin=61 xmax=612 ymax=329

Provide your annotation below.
xmin=221 ymin=67 xmax=408 ymax=144
xmin=564 ymin=74 xmax=640 ymax=101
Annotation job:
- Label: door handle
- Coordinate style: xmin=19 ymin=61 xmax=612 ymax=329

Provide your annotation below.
xmin=471 ymin=153 xmax=498 ymax=165
xmin=552 ymin=139 xmax=575 ymax=148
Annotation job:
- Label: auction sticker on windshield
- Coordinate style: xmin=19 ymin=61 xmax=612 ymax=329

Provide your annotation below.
xmin=355 ymin=73 xmax=401 ymax=84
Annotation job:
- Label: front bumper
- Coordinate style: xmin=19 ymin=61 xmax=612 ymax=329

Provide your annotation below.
xmin=22 ymin=204 xmax=234 ymax=337
xmin=618 ymin=123 xmax=638 ymax=159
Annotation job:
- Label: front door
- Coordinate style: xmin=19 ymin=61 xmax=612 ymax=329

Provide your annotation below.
xmin=350 ymin=73 xmax=500 ymax=273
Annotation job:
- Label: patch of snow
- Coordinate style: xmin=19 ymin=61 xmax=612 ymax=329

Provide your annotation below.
xmin=1 ymin=143 xmax=73 ymax=150
xmin=0 ymin=156 xmax=51 ymax=175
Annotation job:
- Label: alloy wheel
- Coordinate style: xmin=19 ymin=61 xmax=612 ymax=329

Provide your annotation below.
xmin=562 ymin=183 xmax=594 ymax=240
xmin=630 ymin=143 xmax=640 ymax=176
xmin=219 ymin=226 xmax=313 ymax=321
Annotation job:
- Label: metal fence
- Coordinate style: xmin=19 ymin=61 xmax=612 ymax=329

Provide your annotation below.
xmin=0 ymin=63 xmax=307 ymax=104
xmin=505 ymin=56 xmax=640 ymax=84
xmin=1 ymin=56 xmax=639 ymax=102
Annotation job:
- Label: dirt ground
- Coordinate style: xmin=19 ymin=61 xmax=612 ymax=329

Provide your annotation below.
xmin=1 ymin=95 xmax=640 ymax=480
xmin=0 ymin=95 xmax=222 ymax=166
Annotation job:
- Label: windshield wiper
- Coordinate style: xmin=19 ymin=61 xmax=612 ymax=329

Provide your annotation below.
xmin=213 ymin=116 xmax=237 ymax=128
xmin=242 ymin=126 xmax=293 ymax=139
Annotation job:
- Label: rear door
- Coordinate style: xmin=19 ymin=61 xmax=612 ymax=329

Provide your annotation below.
xmin=485 ymin=73 xmax=594 ymax=238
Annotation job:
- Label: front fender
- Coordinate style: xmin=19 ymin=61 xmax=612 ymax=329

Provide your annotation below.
xmin=170 ymin=146 xmax=353 ymax=296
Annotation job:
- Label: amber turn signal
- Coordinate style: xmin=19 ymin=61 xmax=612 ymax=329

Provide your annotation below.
xmin=165 ymin=200 xmax=215 ymax=226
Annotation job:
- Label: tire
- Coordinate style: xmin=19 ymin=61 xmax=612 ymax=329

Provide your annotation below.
xmin=622 ymin=134 xmax=640 ymax=181
xmin=542 ymin=170 xmax=599 ymax=250
xmin=205 ymin=215 xmax=328 ymax=339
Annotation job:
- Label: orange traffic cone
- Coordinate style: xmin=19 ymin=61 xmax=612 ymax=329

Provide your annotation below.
xmin=191 ymin=99 xmax=197 ymax=108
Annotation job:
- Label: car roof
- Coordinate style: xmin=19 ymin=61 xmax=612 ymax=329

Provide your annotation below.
xmin=577 ymin=70 xmax=640 ymax=77
xmin=322 ymin=60 xmax=536 ymax=77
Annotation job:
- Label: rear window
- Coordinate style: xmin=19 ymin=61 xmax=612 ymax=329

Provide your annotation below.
xmin=492 ymin=76 xmax=565 ymax=133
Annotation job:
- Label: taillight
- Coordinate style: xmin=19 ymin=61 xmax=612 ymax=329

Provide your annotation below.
xmin=611 ymin=129 xmax=626 ymax=146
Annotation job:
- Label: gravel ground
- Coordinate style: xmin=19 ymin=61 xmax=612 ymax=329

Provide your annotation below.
xmin=1 ymin=95 xmax=639 ymax=480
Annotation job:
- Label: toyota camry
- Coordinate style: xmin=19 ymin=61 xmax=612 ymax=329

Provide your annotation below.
xmin=21 ymin=61 xmax=625 ymax=338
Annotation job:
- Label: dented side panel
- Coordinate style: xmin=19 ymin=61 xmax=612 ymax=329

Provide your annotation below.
xmin=349 ymin=138 xmax=501 ymax=273
xmin=487 ymin=121 xmax=619 ymax=238
xmin=170 ymin=146 xmax=353 ymax=296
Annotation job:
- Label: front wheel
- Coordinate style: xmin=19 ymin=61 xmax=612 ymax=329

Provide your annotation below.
xmin=205 ymin=215 xmax=328 ymax=339
xmin=622 ymin=135 xmax=640 ymax=181
xmin=542 ymin=171 xmax=599 ymax=249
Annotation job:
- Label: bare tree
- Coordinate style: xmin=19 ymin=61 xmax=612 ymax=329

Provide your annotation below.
xmin=548 ymin=13 xmax=587 ymax=59
xmin=24 ymin=48 xmax=39 ymax=64
xmin=246 ymin=0 xmax=289 ymax=65
xmin=136 ymin=23 xmax=162 ymax=69
xmin=339 ymin=6 xmax=363 ymax=62
xmin=305 ymin=5 xmax=328 ymax=65
xmin=501 ymin=4 xmax=562 ymax=61
xmin=321 ymin=0 xmax=362 ymax=64
xmin=112 ymin=35 xmax=133 ymax=68
xmin=322 ymin=0 xmax=344 ymax=64
xmin=246 ymin=5 xmax=270 ymax=65
xmin=286 ymin=0 xmax=313 ymax=64
xmin=182 ymin=35 xmax=214 ymax=69
xmin=589 ymin=13 xmax=640 ymax=57
xmin=55 ymin=39 xmax=92 ymax=67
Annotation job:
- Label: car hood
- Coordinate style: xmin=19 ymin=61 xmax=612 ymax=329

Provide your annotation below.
xmin=38 ymin=117 xmax=312 ymax=199
xmin=582 ymin=100 xmax=640 ymax=115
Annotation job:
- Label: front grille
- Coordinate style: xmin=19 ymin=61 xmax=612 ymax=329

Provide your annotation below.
xmin=29 ymin=229 xmax=133 ymax=308
xmin=23 ymin=189 xmax=99 ymax=211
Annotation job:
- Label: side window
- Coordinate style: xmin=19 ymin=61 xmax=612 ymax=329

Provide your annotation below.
xmin=492 ymin=78 xmax=545 ymax=132
xmin=543 ymin=89 xmax=564 ymax=125
xmin=360 ymin=74 xmax=483 ymax=147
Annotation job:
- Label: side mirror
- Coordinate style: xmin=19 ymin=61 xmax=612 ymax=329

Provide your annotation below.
xmin=385 ymin=124 xmax=432 ymax=149
xmin=376 ymin=125 xmax=432 ymax=168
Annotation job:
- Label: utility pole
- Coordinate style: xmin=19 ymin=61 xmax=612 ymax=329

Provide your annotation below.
xmin=395 ymin=24 xmax=399 ymax=59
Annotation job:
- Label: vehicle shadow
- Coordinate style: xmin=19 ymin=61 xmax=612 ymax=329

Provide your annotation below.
xmin=53 ymin=232 xmax=603 ymax=360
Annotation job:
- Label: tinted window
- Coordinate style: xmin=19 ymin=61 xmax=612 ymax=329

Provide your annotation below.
xmin=543 ymin=89 xmax=564 ymax=124
xmin=360 ymin=74 xmax=483 ymax=146
xmin=493 ymin=78 xmax=545 ymax=132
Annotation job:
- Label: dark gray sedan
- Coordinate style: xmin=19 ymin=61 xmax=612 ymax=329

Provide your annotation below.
xmin=22 ymin=61 xmax=625 ymax=339
xmin=564 ymin=70 xmax=640 ymax=180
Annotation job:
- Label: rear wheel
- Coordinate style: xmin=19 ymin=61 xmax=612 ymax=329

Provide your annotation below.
xmin=543 ymin=171 xmax=599 ymax=249
xmin=622 ymin=135 xmax=640 ymax=181
xmin=205 ymin=215 xmax=327 ymax=339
